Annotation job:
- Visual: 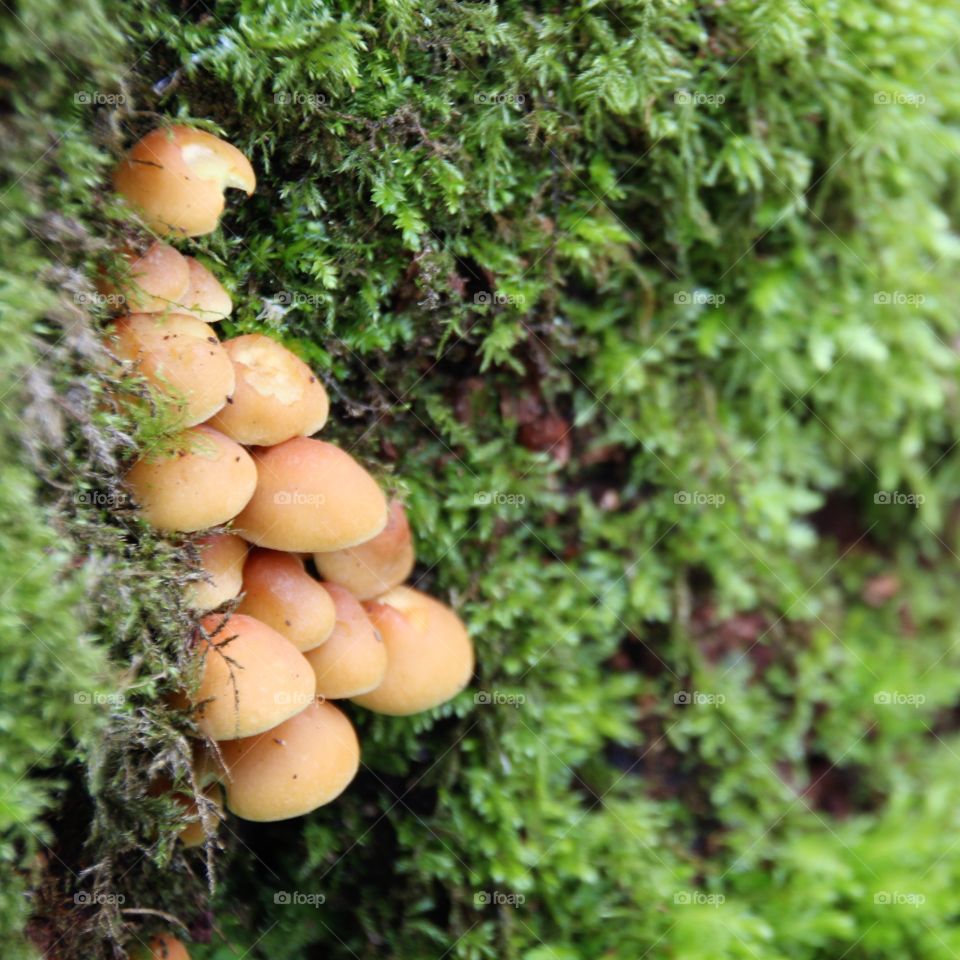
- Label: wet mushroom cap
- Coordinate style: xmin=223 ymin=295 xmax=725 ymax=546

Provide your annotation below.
xmin=102 ymin=241 xmax=190 ymax=313
xmin=206 ymin=334 xmax=328 ymax=446
xmin=233 ymin=438 xmax=388 ymax=552
xmin=190 ymin=613 xmax=315 ymax=740
xmin=306 ymin=583 xmax=387 ymax=699
xmin=173 ymin=257 xmax=232 ymax=322
xmin=313 ymin=499 xmax=415 ymax=601
xmin=125 ymin=426 xmax=256 ymax=532
xmin=109 ymin=312 xmax=236 ymax=426
xmin=138 ymin=936 xmax=191 ymax=960
xmin=218 ymin=699 xmax=360 ymax=822
xmin=353 ymin=586 xmax=474 ymax=716
xmin=113 ymin=125 xmax=256 ymax=237
xmin=184 ymin=533 xmax=248 ymax=612
xmin=236 ymin=549 xmax=336 ymax=652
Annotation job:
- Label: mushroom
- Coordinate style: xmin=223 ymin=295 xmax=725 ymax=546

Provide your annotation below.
xmin=233 ymin=438 xmax=388 ymax=552
xmin=125 ymin=426 xmax=257 ymax=532
xmin=236 ymin=549 xmax=336 ymax=652
xmin=305 ymin=583 xmax=387 ymax=699
xmin=206 ymin=334 xmax=328 ymax=445
xmin=185 ymin=534 xmax=248 ymax=612
xmin=109 ymin=312 xmax=236 ymax=426
xmin=176 ymin=783 xmax=223 ymax=848
xmin=173 ymin=257 xmax=232 ymax=322
xmin=136 ymin=935 xmax=190 ymax=960
xmin=189 ymin=612 xmax=315 ymax=740
xmin=113 ymin=125 xmax=256 ymax=236
xmin=353 ymin=587 xmax=474 ymax=716
xmin=314 ymin=499 xmax=415 ymax=601
xmin=100 ymin=241 xmax=190 ymax=313
xmin=217 ymin=699 xmax=360 ymax=822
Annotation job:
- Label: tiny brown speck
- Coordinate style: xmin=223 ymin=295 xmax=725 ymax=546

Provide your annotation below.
xmin=309 ymin=376 xmax=316 ymax=383
xmin=235 ymin=456 xmax=241 ymax=462
xmin=292 ymin=774 xmax=298 ymax=779
xmin=207 ymin=337 xmax=217 ymax=344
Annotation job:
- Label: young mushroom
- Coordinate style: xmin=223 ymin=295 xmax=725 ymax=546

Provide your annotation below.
xmin=314 ymin=499 xmax=415 ymax=601
xmin=125 ymin=426 xmax=257 ymax=532
xmin=206 ymin=334 xmax=328 ymax=445
xmin=305 ymin=583 xmax=387 ymax=699
xmin=113 ymin=125 xmax=256 ymax=237
xmin=189 ymin=613 xmax=315 ymax=740
xmin=237 ymin=549 xmax=336 ymax=652
xmin=100 ymin=241 xmax=190 ymax=313
xmin=136 ymin=935 xmax=191 ymax=960
xmin=234 ymin=438 xmax=388 ymax=552
xmin=353 ymin=587 xmax=474 ymax=716
xmin=109 ymin=312 xmax=235 ymax=426
xmin=173 ymin=257 xmax=233 ymax=322
xmin=217 ymin=699 xmax=360 ymax=822
xmin=176 ymin=783 xmax=223 ymax=848
xmin=184 ymin=534 xmax=248 ymax=612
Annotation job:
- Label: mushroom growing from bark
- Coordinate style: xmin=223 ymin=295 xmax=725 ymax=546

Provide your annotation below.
xmin=237 ymin=549 xmax=336 ymax=652
xmin=184 ymin=533 xmax=247 ymax=612
xmin=125 ymin=426 xmax=256 ymax=532
xmin=206 ymin=334 xmax=328 ymax=445
xmin=109 ymin=312 xmax=235 ymax=426
xmin=305 ymin=583 xmax=387 ymax=699
xmin=189 ymin=613 xmax=315 ymax=740
xmin=314 ymin=499 xmax=415 ymax=600
xmin=113 ymin=125 xmax=255 ymax=236
xmin=353 ymin=587 xmax=474 ymax=715
xmin=217 ymin=699 xmax=360 ymax=822
xmin=234 ymin=438 xmax=388 ymax=552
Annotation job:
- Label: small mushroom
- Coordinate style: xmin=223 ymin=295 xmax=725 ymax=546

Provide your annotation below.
xmin=185 ymin=534 xmax=248 ymax=612
xmin=113 ymin=125 xmax=256 ymax=236
xmin=234 ymin=438 xmax=388 ymax=552
xmin=217 ymin=699 xmax=360 ymax=822
xmin=136 ymin=935 xmax=190 ymax=960
xmin=237 ymin=549 xmax=336 ymax=652
xmin=109 ymin=312 xmax=236 ymax=426
xmin=313 ymin=499 xmax=415 ymax=601
xmin=100 ymin=241 xmax=190 ymax=313
xmin=353 ymin=586 xmax=474 ymax=716
xmin=125 ymin=426 xmax=256 ymax=532
xmin=306 ymin=583 xmax=387 ymax=699
xmin=206 ymin=334 xmax=328 ymax=445
xmin=190 ymin=612 xmax=315 ymax=740
xmin=176 ymin=783 xmax=223 ymax=848
xmin=173 ymin=257 xmax=232 ymax=322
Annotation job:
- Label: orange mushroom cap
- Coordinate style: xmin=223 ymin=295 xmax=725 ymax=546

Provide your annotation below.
xmin=185 ymin=534 xmax=248 ymax=612
xmin=173 ymin=257 xmax=232 ymax=322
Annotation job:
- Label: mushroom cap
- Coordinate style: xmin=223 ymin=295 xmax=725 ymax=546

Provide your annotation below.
xmin=191 ymin=613 xmax=315 ymax=740
xmin=102 ymin=241 xmax=191 ymax=313
xmin=353 ymin=586 xmax=474 ymax=716
xmin=306 ymin=583 xmax=387 ymax=699
xmin=206 ymin=334 xmax=328 ymax=445
xmin=177 ymin=783 xmax=223 ymax=848
xmin=234 ymin=438 xmax=388 ymax=552
xmin=218 ymin=699 xmax=360 ymax=822
xmin=174 ymin=257 xmax=232 ymax=322
xmin=138 ymin=936 xmax=191 ymax=960
xmin=185 ymin=533 xmax=248 ymax=612
xmin=110 ymin=312 xmax=235 ymax=426
xmin=113 ymin=125 xmax=256 ymax=237
xmin=313 ymin=499 xmax=415 ymax=601
xmin=125 ymin=426 xmax=257 ymax=532
xmin=237 ymin=549 xmax=336 ymax=652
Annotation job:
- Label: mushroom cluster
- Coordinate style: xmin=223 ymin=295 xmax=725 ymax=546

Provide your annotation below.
xmin=107 ymin=128 xmax=475 ymax=847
